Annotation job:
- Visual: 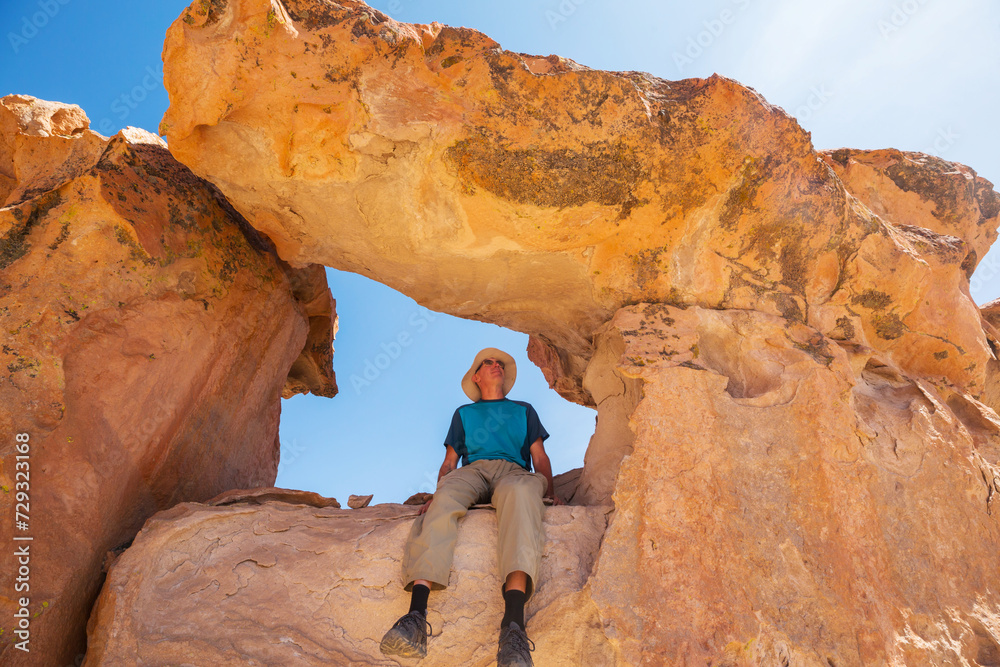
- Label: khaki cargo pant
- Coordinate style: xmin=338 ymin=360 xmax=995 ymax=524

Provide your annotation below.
xmin=403 ymin=459 xmax=548 ymax=599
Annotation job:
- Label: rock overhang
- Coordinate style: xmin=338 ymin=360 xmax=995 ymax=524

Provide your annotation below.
xmin=161 ymin=0 xmax=999 ymax=399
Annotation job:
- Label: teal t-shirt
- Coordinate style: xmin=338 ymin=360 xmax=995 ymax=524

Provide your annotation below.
xmin=444 ymin=398 xmax=549 ymax=471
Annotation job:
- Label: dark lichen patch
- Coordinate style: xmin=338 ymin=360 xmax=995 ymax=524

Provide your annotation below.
xmin=187 ymin=0 xmax=228 ymax=27
xmin=445 ymin=136 xmax=643 ymax=214
xmin=0 ymin=192 xmax=62 ymax=270
xmin=324 ymin=64 xmax=361 ymax=84
xmin=350 ymin=12 xmax=381 ymax=40
xmin=793 ymin=334 xmax=835 ymax=367
xmin=934 ymin=350 xmax=949 ymax=360
xmin=830 ymin=316 xmax=856 ymax=341
xmin=441 ymin=54 xmax=464 ymax=69
xmin=631 ymin=247 xmax=667 ymax=291
xmin=851 ymin=289 xmax=892 ymax=311
xmin=678 ymin=360 xmax=704 ymax=371
xmin=872 ymin=312 xmax=905 ymax=340
xmin=7 ymin=355 xmax=40 ymax=377
xmin=885 ymin=159 xmax=940 ymax=196
xmin=168 ymin=200 xmax=198 ymax=232
xmin=778 ymin=240 xmax=809 ymax=293
xmin=719 ymin=156 xmax=773 ymax=230
xmin=885 ymin=158 xmax=966 ymax=225
xmin=975 ymin=179 xmax=1000 ymax=225
xmin=774 ymin=293 xmax=804 ymax=322
xmin=618 ymin=194 xmax=647 ymax=220
xmin=113 ymin=224 xmax=156 ymax=267
xmin=893 ymin=224 xmax=965 ymax=265
xmin=738 ymin=218 xmax=809 ymax=293
xmin=641 ymin=302 xmax=675 ymax=325
xmin=484 ymin=51 xmax=518 ymax=91
xmin=282 ymin=0 xmax=353 ymax=32
xmin=829 ymin=149 xmax=852 ymax=168
xmin=961 ymin=250 xmax=978 ymax=278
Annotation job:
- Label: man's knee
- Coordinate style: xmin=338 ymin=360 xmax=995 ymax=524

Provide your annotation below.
xmin=431 ymin=476 xmax=481 ymax=512
xmin=493 ymin=473 xmax=545 ymax=504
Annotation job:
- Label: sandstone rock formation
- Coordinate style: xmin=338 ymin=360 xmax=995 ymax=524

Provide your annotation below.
xmin=151 ymin=0 xmax=1000 ymax=663
xmin=588 ymin=304 xmax=1000 ymax=665
xmin=0 ymin=96 xmax=336 ymax=665
xmin=85 ymin=494 xmax=610 ymax=665
xmin=161 ymin=0 xmax=999 ymax=405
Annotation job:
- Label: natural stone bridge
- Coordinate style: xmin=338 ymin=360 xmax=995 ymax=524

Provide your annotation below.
xmin=2 ymin=0 xmax=1000 ymax=664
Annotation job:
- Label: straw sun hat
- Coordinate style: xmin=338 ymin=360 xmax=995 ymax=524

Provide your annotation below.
xmin=461 ymin=347 xmax=517 ymax=402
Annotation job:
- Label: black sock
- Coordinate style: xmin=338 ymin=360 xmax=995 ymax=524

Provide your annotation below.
xmin=409 ymin=584 xmax=430 ymax=614
xmin=501 ymin=589 xmax=527 ymax=630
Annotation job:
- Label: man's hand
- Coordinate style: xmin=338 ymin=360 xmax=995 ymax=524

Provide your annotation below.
xmin=418 ymin=498 xmax=433 ymax=515
xmin=547 ymin=495 xmax=566 ymax=506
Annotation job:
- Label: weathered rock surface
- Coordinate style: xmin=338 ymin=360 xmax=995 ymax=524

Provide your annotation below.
xmin=207 ymin=485 xmax=342 ymax=508
xmin=822 ymin=148 xmax=999 ymax=265
xmin=85 ymin=497 xmax=610 ymax=665
xmin=588 ymin=304 xmax=1000 ymax=665
xmin=84 ymin=302 xmax=1000 ymax=665
xmin=148 ymin=1 xmax=1000 ymax=663
xmin=161 ymin=0 xmax=999 ymax=402
xmin=0 ymin=96 xmax=336 ymax=665
xmin=980 ymin=298 xmax=1000 ymax=417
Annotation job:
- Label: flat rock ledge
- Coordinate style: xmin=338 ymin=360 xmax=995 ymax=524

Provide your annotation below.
xmin=85 ymin=497 xmax=610 ymax=666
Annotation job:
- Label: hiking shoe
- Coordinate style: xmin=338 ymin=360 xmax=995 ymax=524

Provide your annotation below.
xmin=380 ymin=610 xmax=432 ymax=659
xmin=497 ymin=622 xmax=535 ymax=667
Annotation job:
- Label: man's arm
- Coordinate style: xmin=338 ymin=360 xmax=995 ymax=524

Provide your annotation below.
xmin=529 ymin=438 xmax=564 ymax=505
xmin=419 ymin=446 xmax=460 ymax=515
xmin=438 ymin=445 xmax=459 ymax=481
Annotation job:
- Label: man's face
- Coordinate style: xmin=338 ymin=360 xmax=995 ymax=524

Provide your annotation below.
xmin=474 ymin=358 xmax=505 ymax=386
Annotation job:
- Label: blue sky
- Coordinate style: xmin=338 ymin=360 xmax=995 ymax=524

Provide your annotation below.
xmin=3 ymin=0 xmax=998 ymax=504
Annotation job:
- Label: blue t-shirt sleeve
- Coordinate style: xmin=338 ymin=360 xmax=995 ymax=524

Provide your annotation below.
xmin=525 ymin=404 xmax=549 ymax=445
xmin=444 ymin=408 xmax=465 ymax=455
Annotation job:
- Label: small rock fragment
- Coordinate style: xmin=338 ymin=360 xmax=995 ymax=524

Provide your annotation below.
xmin=348 ymin=494 xmax=374 ymax=509
xmin=403 ymin=492 xmax=433 ymax=506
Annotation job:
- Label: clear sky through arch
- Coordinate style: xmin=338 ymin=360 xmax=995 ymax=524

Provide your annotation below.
xmin=2 ymin=0 xmax=998 ymax=505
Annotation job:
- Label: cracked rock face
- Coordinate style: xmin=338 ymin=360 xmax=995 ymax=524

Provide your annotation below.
xmin=0 ymin=96 xmax=336 ymax=666
xmin=85 ymin=494 xmax=610 ymax=665
xmin=161 ymin=0 xmax=998 ymax=400
xmin=589 ymin=304 xmax=1000 ymax=665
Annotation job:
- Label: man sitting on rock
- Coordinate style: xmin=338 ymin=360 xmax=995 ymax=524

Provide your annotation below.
xmin=380 ymin=347 xmax=562 ymax=667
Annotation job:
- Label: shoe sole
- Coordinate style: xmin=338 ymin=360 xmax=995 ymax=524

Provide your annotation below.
xmin=380 ymin=632 xmax=427 ymax=659
xmin=497 ymin=659 xmax=533 ymax=667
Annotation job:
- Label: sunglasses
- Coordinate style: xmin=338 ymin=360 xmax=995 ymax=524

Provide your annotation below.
xmin=478 ymin=358 xmax=505 ymax=370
